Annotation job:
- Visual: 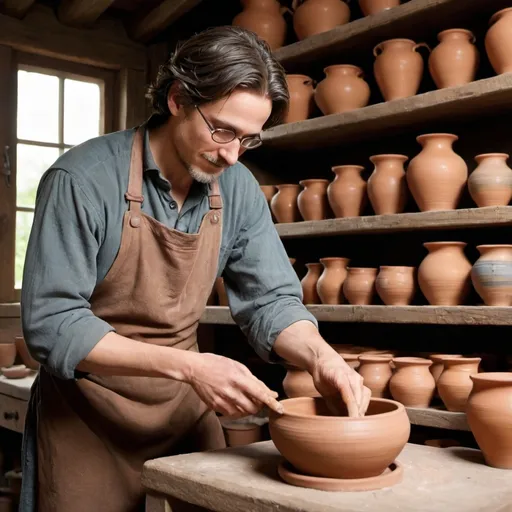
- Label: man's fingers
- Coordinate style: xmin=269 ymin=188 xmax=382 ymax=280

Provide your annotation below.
xmin=359 ymin=386 xmax=372 ymax=417
xmin=348 ymin=371 xmax=363 ymax=409
xmin=338 ymin=373 xmax=360 ymax=417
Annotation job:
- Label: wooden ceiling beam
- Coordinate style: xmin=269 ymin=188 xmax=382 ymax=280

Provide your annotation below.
xmin=57 ymin=0 xmax=117 ymax=26
xmin=1 ymin=0 xmax=37 ymax=19
xmin=127 ymin=0 xmax=203 ymax=42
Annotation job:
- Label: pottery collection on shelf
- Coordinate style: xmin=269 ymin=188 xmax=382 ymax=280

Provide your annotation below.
xmin=0 ymin=336 xmax=38 ymax=380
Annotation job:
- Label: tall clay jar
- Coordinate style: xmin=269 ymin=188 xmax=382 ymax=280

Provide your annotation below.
xmin=232 ymin=0 xmax=287 ymax=50
xmin=471 ymin=245 xmax=512 ymax=306
xmin=418 ymin=242 xmax=472 ymax=306
xmin=373 ymin=38 xmax=430 ymax=101
xmin=358 ymin=0 xmax=400 ymax=16
xmin=343 ymin=267 xmax=377 ymax=305
xmin=314 ymin=65 xmax=371 ymax=115
xmin=485 ymin=7 xmax=512 ymax=75
xmin=406 ymin=133 xmax=468 ymax=211
xmin=285 ymin=74 xmax=315 ymax=123
xmin=437 ymin=357 xmax=481 ymax=412
xmin=283 ymin=365 xmax=319 ymax=398
xmin=468 ymin=153 xmax=512 ymax=207
xmin=293 ymin=0 xmax=350 ymax=40
xmin=301 ymin=263 xmax=322 ymax=304
xmin=429 ymin=354 xmax=462 ymax=386
xmin=428 ymin=29 xmax=479 ymax=89
xmin=297 ymin=179 xmax=330 ymax=221
xmin=358 ymin=354 xmax=393 ymax=398
xmin=389 ymin=357 xmax=435 ymax=408
xmin=375 ymin=266 xmax=416 ymax=305
xmin=327 ymin=165 xmax=367 ymax=218
xmin=316 ymin=257 xmax=350 ymax=304
xmin=270 ymin=184 xmax=302 ymax=223
xmin=466 ymin=373 xmax=512 ymax=469
xmin=367 ymin=154 xmax=408 ymax=215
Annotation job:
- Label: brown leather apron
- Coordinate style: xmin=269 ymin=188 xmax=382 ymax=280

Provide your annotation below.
xmin=36 ymin=126 xmax=226 ymax=511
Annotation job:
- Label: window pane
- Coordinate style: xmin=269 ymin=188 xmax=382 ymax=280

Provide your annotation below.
xmin=17 ymin=70 xmax=59 ymax=143
xmin=64 ymin=79 xmax=101 ymax=146
xmin=15 ymin=210 xmax=34 ymax=289
xmin=16 ymin=144 xmax=60 ymax=208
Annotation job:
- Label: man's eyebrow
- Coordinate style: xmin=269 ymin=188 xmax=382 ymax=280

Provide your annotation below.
xmin=210 ymin=116 xmax=260 ymax=137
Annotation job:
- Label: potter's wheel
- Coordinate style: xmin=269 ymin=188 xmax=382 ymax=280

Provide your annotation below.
xmin=277 ymin=459 xmax=403 ymax=491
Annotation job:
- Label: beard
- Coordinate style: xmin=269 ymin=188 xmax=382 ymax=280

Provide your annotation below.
xmin=186 ymin=153 xmax=226 ymax=184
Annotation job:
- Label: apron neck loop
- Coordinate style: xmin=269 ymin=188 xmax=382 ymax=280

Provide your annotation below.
xmin=208 ymin=180 xmax=222 ymax=210
xmin=125 ymin=126 xmax=145 ymax=223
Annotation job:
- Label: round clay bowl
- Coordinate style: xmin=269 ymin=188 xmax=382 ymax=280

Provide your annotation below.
xmin=269 ymin=397 xmax=410 ymax=479
xmin=1 ymin=364 xmax=31 ymax=379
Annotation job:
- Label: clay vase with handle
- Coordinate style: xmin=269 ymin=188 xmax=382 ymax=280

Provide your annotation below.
xmin=297 ymin=179 xmax=330 ymax=221
xmin=389 ymin=357 xmax=435 ymax=408
xmin=406 ymin=133 xmax=468 ymax=211
xmin=373 ymin=38 xmax=430 ymax=101
xmin=232 ymin=0 xmax=287 ymax=50
xmin=428 ymin=29 xmax=478 ymax=89
xmin=358 ymin=0 xmax=400 ymax=16
xmin=466 ymin=373 xmax=512 ymax=469
xmin=375 ymin=266 xmax=416 ymax=305
xmin=343 ymin=267 xmax=378 ymax=305
xmin=285 ymin=74 xmax=315 ymax=123
xmin=468 ymin=153 xmax=512 ymax=207
xmin=270 ymin=184 xmax=302 ymax=223
xmin=485 ymin=7 xmax=512 ymax=75
xmin=301 ymin=263 xmax=322 ymax=304
xmin=293 ymin=0 xmax=350 ymax=40
xmin=316 ymin=257 xmax=350 ymax=304
xmin=358 ymin=354 xmax=393 ymax=398
xmin=327 ymin=165 xmax=367 ymax=217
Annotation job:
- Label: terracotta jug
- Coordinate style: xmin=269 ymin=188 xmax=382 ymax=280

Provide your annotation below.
xmin=373 ymin=38 xmax=430 ymax=101
xmin=468 ymin=153 xmax=512 ymax=207
xmin=283 ymin=365 xmax=319 ymax=397
xmin=437 ymin=356 xmax=481 ymax=412
xmin=375 ymin=266 xmax=416 ymax=305
xmin=285 ymin=74 xmax=315 ymax=123
xmin=466 ymin=373 xmax=512 ymax=468
xmin=472 ymin=245 xmax=512 ymax=306
xmin=429 ymin=354 xmax=462 ymax=386
xmin=358 ymin=354 xmax=393 ymax=398
xmin=343 ymin=267 xmax=377 ymax=305
xmin=337 ymin=352 xmax=360 ymax=370
xmin=358 ymin=0 xmax=400 ymax=16
xmin=406 ymin=133 xmax=468 ymax=211
xmin=485 ymin=7 xmax=512 ymax=75
xmin=260 ymin=185 xmax=277 ymax=222
xmin=367 ymin=154 xmax=408 ymax=214
xmin=293 ymin=0 xmax=350 ymax=40
xmin=270 ymin=184 xmax=301 ymax=223
xmin=316 ymin=257 xmax=350 ymax=304
xmin=301 ymin=263 xmax=322 ymax=304
xmin=418 ymin=242 xmax=472 ymax=306
xmin=429 ymin=29 xmax=479 ymax=89
xmin=0 ymin=342 xmax=16 ymax=368
xmin=389 ymin=357 xmax=435 ymax=407
xmin=314 ymin=65 xmax=371 ymax=115
xmin=297 ymin=179 xmax=330 ymax=221
xmin=327 ymin=165 xmax=367 ymax=217
xmin=232 ymin=0 xmax=287 ymax=51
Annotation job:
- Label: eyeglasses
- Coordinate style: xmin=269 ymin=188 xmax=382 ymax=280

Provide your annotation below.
xmin=195 ymin=105 xmax=263 ymax=149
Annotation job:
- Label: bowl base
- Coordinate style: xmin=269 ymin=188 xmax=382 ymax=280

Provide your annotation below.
xmin=277 ymin=459 xmax=403 ymax=491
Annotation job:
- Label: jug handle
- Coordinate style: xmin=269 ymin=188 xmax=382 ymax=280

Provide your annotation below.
xmin=290 ymin=0 xmax=300 ymax=11
xmin=414 ymin=42 xmax=431 ymax=53
xmin=280 ymin=5 xmax=293 ymax=15
xmin=373 ymin=42 xmax=384 ymax=57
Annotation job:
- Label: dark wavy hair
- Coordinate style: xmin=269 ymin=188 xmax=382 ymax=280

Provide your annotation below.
xmin=145 ymin=26 xmax=289 ymax=129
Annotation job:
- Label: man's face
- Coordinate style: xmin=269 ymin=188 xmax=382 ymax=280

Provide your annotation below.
xmin=169 ymin=89 xmax=272 ymax=183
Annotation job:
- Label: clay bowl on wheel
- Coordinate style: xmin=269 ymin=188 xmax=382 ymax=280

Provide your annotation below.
xmin=269 ymin=397 xmax=410 ymax=479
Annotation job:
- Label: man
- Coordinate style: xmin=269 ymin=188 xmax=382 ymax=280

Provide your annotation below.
xmin=19 ymin=26 xmax=370 ymax=511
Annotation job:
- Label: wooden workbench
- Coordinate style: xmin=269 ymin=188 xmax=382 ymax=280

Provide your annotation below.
xmin=142 ymin=441 xmax=512 ymax=512
xmin=0 ymin=373 xmax=35 ymax=433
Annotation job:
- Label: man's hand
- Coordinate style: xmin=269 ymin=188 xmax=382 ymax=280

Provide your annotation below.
xmin=185 ymin=352 xmax=284 ymax=417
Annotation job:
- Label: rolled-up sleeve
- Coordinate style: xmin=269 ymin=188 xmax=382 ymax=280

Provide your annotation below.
xmin=21 ymin=169 xmax=114 ymax=380
xmin=222 ymin=180 xmax=318 ymax=362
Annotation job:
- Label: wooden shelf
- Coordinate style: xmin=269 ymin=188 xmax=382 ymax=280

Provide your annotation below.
xmin=200 ymin=305 xmax=512 ymax=326
xmin=275 ymin=206 xmax=512 ymax=239
xmin=406 ymin=406 xmax=470 ymax=431
xmin=261 ymin=74 xmax=512 ymax=150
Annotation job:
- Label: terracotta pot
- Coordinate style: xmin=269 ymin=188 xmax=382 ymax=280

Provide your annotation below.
xmin=293 ymin=0 xmax=350 ymax=40
xmin=406 ymin=133 xmax=468 ymax=211
xmin=337 ymin=352 xmax=360 ymax=370
xmin=327 ymin=165 xmax=367 ymax=218
xmin=358 ymin=355 xmax=393 ymax=398
xmin=270 ymin=184 xmax=302 ymax=223
xmin=2 ymin=364 xmax=31 ymax=379
xmin=485 ymin=7 xmax=512 ymax=75
xmin=429 ymin=29 xmax=479 ymax=89
xmin=367 ymin=154 xmax=408 ymax=215
xmin=316 ymin=257 xmax=350 ymax=304
xmin=232 ymin=0 xmax=287 ymax=50
xmin=260 ymin=185 xmax=277 ymax=204
xmin=466 ymin=373 xmax=512 ymax=468
xmin=343 ymin=267 xmax=378 ymax=305
xmin=424 ymin=439 xmax=460 ymax=448
xmin=358 ymin=0 xmax=400 ymax=16
xmin=314 ymin=65 xmax=370 ymax=115
xmin=418 ymin=242 xmax=472 ymax=306
xmin=301 ymin=263 xmax=322 ymax=304
xmin=220 ymin=418 xmax=263 ymax=447
xmin=0 ymin=343 xmax=16 ymax=369
xmin=269 ymin=397 xmax=410 ymax=479
xmin=437 ymin=357 xmax=481 ymax=412
xmin=471 ymin=244 xmax=512 ymax=306
xmin=429 ymin=354 xmax=463 ymax=385
xmin=283 ymin=367 xmax=319 ymax=397
xmin=375 ymin=266 xmax=416 ymax=305
xmin=285 ymin=74 xmax=315 ymax=123
xmin=14 ymin=336 xmax=39 ymax=370
xmin=215 ymin=277 xmax=229 ymax=306
xmin=389 ymin=357 xmax=435 ymax=408
xmin=468 ymin=153 xmax=512 ymax=207
xmin=297 ymin=179 xmax=330 ymax=221
xmin=373 ymin=38 xmax=430 ymax=101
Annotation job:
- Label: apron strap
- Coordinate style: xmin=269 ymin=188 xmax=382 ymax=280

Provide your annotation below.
xmin=125 ymin=127 xmax=144 ymax=214
xmin=208 ymin=180 xmax=223 ymax=210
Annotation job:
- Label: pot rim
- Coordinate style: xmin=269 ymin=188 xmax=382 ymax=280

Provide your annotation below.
xmin=416 ymin=133 xmax=458 ymax=143
xmin=443 ymin=356 xmax=481 ymax=364
xmin=474 ymin=152 xmax=509 ymax=161
xmin=299 ymin=178 xmax=330 ymax=186
xmin=476 ymin=244 xmax=512 ymax=250
xmin=347 ymin=267 xmax=378 ymax=273
xmin=319 ymin=256 xmax=350 ymax=263
xmin=423 ymin=241 xmax=467 ymax=248
xmin=358 ymin=354 xmax=393 ymax=362
xmin=332 ymin=164 xmax=365 ymax=172
xmin=470 ymin=372 xmax=512 ymax=383
xmin=305 ymin=262 xmax=323 ymax=269
xmin=378 ymin=38 xmax=417 ymax=45
xmin=323 ymin=64 xmax=363 ymax=74
xmin=490 ymin=7 xmax=512 ymax=26
xmin=378 ymin=265 xmax=416 ymax=270
xmin=276 ymin=183 xmax=300 ymax=189
xmin=437 ymin=28 xmax=475 ymax=38
xmin=430 ymin=354 xmax=463 ymax=361
xmin=369 ymin=154 xmax=408 ymax=162
xmin=286 ymin=73 xmax=314 ymax=80
xmin=393 ymin=356 xmax=432 ymax=366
